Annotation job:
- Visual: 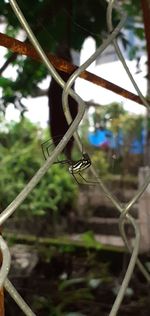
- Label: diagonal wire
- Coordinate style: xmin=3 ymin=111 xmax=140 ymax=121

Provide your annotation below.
xmin=107 ymin=0 xmax=150 ymax=283
xmin=0 ymin=0 xmax=87 ymax=314
xmin=61 ymin=1 xmax=150 ymax=315
xmin=4 ymin=279 xmax=36 ymax=316
xmin=0 ymin=0 xmax=86 ymax=226
xmin=62 ymin=9 xmax=127 ymax=153
xmin=0 ymin=0 xmax=148 ymax=315
xmin=62 ymin=4 xmax=127 ymax=213
xmin=0 ymin=0 xmax=126 ymax=315
xmin=109 ymin=215 xmax=140 ymax=316
xmin=107 ymin=0 xmax=150 ymax=110
xmin=0 ymin=236 xmax=11 ymax=287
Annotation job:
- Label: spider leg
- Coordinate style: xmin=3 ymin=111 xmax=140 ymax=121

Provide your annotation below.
xmin=46 ymin=143 xmax=52 ymax=160
xmin=41 ymin=139 xmax=69 ymax=163
xmin=78 ymin=172 xmax=98 ymax=186
xmin=71 ymin=173 xmax=81 ymax=185
xmin=70 ymin=171 xmax=98 ymax=186
xmin=54 ymin=159 xmax=71 ymax=165
xmin=41 ymin=140 xmax=51 ymax=160
xmin=41 ymin=137 xmax=63 ymax=161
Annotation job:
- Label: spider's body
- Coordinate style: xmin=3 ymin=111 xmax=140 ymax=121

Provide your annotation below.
xmin=68 ymin=153 xmax=91 ymax=174
xmin=41 ymin=138 xmax=95 ymax=185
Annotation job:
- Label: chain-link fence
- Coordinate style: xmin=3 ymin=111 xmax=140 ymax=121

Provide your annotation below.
xmin=0 ymin=0 xmax=150 ymax=315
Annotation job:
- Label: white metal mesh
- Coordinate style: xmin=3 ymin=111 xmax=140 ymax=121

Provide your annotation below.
xmin=0 ymin=0 xmax=150 ymax=315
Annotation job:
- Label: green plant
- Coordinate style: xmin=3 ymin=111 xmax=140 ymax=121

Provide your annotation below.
xmin=0 ymin=118 xmax=78 ymax=217
xmin=91 ymin=150 xmax=109 ymax=175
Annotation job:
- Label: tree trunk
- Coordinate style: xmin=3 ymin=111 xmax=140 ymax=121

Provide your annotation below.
xmin=0 ymin=241 xmax=4 ymax=316
xmin=48 ymin=45 xmax=78 ymax=160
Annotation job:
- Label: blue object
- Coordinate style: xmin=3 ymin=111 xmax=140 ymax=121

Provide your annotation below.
xmin=88 ymin=129 xmax=116 ymax=149
xmin=88 ymin=127 xmax=146 ymax=155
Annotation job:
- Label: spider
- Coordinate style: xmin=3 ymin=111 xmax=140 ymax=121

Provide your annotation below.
xmin=41 ymin=137 xmax=96 ymax=185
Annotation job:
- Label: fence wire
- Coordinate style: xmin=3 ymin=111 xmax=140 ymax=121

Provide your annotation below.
xmin=0 ymin=0 xmax=150 ymax=315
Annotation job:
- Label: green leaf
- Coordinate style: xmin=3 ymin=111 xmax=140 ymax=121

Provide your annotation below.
xmin=135 ymin=27 xmax=145 ymax=40
xmin=0 ymin=117 xmax=78 ymax=218
xmin=81 ymin=231 xmax=101 ymax=249
xmin=0 ymin=77 xmax=13 ymax=89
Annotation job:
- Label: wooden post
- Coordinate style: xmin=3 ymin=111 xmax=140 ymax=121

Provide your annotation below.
xmin=138 ymin=167 xmax=150 ymax=252
xmin=0 ymin=290 xmax=4 ymax=316
xmin=0 ymin=248 xmax=4 ymax=316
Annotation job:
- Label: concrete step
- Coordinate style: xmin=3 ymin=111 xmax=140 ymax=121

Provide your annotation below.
xmin=70 ymin=233 xmax=128 ymax=249
xmin=93 ymin=203 xmax=138 ymax=218
xmin=75 ymin=216 xmax=137 ymax=237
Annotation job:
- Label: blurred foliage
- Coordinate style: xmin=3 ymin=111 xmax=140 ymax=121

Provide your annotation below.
xmin=80 ymin=231 xmax=102 ymax=250
xmin=92 ymin=101 xmax=144 ymax=141
xmin=93 ymin=102 xmax=127 ymax=131
xmin=0 ymin=117 xmax=78 ymax=217
xmin=82 ymin=102 xmax=145 ymax=175
xmin=122 ymin=0 xmax=145 ymax=61
xmin=0 ymin=0 xmax=108 ymax=112
xmin=30 ymin=248 xmax=112 ymax=316
xmin=0 ymin=0 xmax=145 ymax=112
xmin=91 ymin=150 xmax=109 ymax=175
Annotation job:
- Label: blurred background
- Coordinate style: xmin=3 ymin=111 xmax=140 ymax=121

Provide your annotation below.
xmin=0 ymin=0 xmax=150 ymax=315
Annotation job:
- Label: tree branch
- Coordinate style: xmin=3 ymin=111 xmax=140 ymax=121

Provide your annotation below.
xmin=0 ymin=32 xmax=147 ymax=106
xmin=0 ymin=52 xmax=17 ymax=75
xmin=30 ymin=86 xmax=48 ymax=97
